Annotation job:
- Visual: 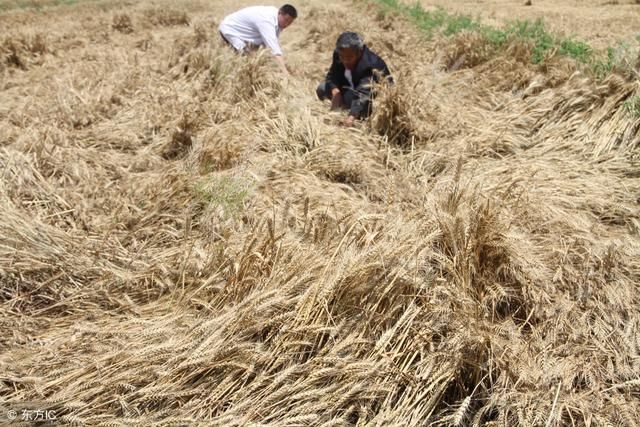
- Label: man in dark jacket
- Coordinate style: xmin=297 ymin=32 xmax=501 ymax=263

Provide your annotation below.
xmin=316 ymin=32 xmax=392 ymax=126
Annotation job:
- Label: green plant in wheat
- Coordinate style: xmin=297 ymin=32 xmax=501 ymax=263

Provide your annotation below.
xmin=592 ymin=42 xmax=639 ymax=80
xmin=194 ymin=175 xmax=254 ymax=218
xmin=623 ymin=96 xmax=640 ymax=118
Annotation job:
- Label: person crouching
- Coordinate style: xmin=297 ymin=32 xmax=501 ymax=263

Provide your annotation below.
xmin=316 ymin=32 xmax=392 ymax=126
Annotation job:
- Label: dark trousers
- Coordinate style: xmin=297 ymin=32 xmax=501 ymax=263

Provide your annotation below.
xmin=316 ymin=81 xmax=356 ymax=105
xmin=220 ymin=32 xmax=246 ymax=54
xmin=220 ymin=31 xmax=232 ymax=47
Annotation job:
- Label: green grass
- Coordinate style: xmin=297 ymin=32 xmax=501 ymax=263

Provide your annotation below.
xmin=503 ymin=19 xmax=556 ymax=63
xmin=623 ymin=96 xmax=640 ymax=119
xmin=370 ymin=0 xmax=634 ymax=75
xmin=194 ymin=176 xmax=254 ymax=219
xmin=559 ymin=39 xmax=592 ymax=63
xmin=592 ymin=42 xmax=638 ymax=80
xmin=592 ymin=47 xmax=618 ymax=80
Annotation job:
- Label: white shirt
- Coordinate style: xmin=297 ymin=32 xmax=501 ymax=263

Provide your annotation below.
xmin=344 ymin=69 xmax=354 ymax=88
xmin=219 ymin=6 xmax=283 ymax=56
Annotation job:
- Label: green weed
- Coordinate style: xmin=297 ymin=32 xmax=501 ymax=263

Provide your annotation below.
xmin=623 ymin=96 xmax=640 ymax=119
xmin=591 ymin=42 xmax=639 ymax=80
xmin=194 ymin=175 xmax=254 ymax=219
xmin=592 ymin=47 xmax=617 ymax=80
xmin=368 ymin=0 xmax=633 ymax=73
xmin=509 ymin=19 xmax=555 ymax=63
xmin=559 ymin=39 xmax=592 ymax=63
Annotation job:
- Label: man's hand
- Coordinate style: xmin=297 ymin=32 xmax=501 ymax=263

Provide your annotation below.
xmin=343 ymin=115 xmax=356 ymax=127
xmin=274 ymin=55 xmax=289 ymax=76
xmin=330 ymin=88 xmax=342 ymax=111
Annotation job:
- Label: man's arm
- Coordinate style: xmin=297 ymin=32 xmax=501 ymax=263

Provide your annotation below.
xmin=255 ymin=19 xmax=288 ymax=74
xmin=324 ymin=50 xmax=342 ymax=92
xmin=274 ymin=54 xmax=289 ymax=75
xmin=256 ymin=19 xmax=283 ymax=55
xmin=375 ymin=55 xmax=393 ymax=83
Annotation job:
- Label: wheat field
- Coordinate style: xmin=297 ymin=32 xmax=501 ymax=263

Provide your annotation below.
xmin=1 ymin=0 xmax=640 ymax=425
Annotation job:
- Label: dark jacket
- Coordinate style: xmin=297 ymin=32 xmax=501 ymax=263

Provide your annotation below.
xmin=324 ymin=45 xmax=392 ymax=118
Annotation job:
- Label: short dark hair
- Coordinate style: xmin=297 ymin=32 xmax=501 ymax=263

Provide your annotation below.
xmin=279 ymin=4 xmax=297 ymax=18
xmin=336 ymin=32 xmax=364 ymax=50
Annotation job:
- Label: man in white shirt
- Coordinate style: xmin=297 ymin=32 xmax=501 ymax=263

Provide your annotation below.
xmin=219 ymin=4 xmax=297 ymax=75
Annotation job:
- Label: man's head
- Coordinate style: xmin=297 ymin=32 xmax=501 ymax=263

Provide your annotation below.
xmin=336 ymin=32 xmax=364 ymax=70
xmin=278 ymin=4 xmax=297 ymax=29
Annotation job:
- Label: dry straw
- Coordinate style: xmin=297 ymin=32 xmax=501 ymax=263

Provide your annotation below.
xmin=1 ymin=0 xmax=639 ymax=425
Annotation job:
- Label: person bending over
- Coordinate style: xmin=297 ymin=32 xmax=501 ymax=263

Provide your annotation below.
xmin=316 ymin=32 xmax=392 ymax=126
xmin=219 ymin=4 xmax=297 ymax=75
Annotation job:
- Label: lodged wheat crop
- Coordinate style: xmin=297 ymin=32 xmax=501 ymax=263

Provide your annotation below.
xmin=1 ymin=0 xmax=639 ymax=425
